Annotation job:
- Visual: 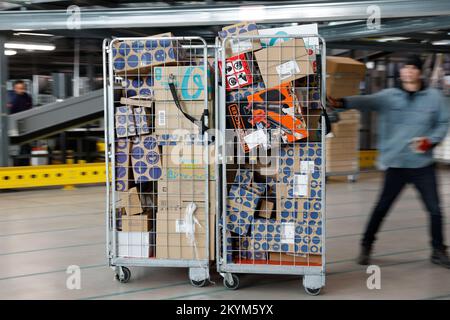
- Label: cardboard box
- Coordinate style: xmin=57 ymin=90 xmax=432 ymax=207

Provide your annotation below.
xmin=226 ymin=81 xmax=266 ymax=103
xmin=154 ymin=100 xmax=212 ymax=135
xmin=115 ymin=105 xmax=137 ymax=138
xmin=155 ymin=207 xmax=215 ymax=260
xmin=120 ymin=96 xmax=153 ymax=108
xmin=250 ymin=219 xmax=322 ymax=255
xmin=259 ymin=23 xmax=319 ymax=52
xmin=130 ymin=135 xmax=163 ymax=183
xmin=218 ymin=22 xmax=262 ymax=58
xmin=225 ymin=184 xmax=261 ymax=236
xmin=160 ymin=143 xmax=216 ymax=181
xmin=133 ymin=106 xmax=152 ymax=135
xmin=269 ymin=252 xmax=322 ymax=265
xmin=112 ymin=33 xmax=185 ymax=74
xmin=118 ymin=187 xmax=142 ymax=215
xmin=326 ymin=56 xmax=366 ymax=98
xmin=246 ymin=83 xmax=308 ymax=144
xmin=157 ymin=180 xmax=216 ymax=214
xmin=277 ymin=142 xmax=323 ymax=200
xmin=115 ymin=138 xmax=133 ymax=191
xmin=277 ymin=197 xmax=322 ymax=225
xmin=238 ymin=237 xmax=268 ymax=261
xmin=258 ymin=200 xmax=274 ymax=219
xmin=118 ymin=231 xmax=155 ymax=258
xmin=122 ymin=75 xmax=154 ymax=98
xmin=153 ymin=66 xmax=211 ymax=101
xmin=121 ymin=212 xmax=153 ymax=232
xmin=219 ymin=53 xmax=257 ymax=90
xmin=254 ymin=38 xmax=314 ymax=88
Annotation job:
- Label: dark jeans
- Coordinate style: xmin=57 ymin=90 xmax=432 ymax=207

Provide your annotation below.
xmin=362 ymin=164 xmax=445 ymax=250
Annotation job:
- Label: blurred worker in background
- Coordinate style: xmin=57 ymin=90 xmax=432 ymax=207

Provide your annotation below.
xmin=8 ymin=80 xmax=33 ymax=166
xmin=328 ymin=54 xmax=450 ymax=268
xmin=8 ymin=80 xmax=32 ymax=114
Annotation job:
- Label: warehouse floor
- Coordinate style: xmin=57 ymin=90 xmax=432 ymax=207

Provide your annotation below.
xmin=1 ymin=169 xmax=449 ymax=300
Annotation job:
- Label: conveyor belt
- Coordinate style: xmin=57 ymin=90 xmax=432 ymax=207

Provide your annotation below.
xmin=8 ymin=89 xmax=103 ymax=144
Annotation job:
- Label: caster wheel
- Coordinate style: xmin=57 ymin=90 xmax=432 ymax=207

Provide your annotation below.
xmin=348 ymin=175 xmax=357 ymax=183
xmin=190 ymin=278 xmax=208 ymax=287
xmin=304 ymin=287 xmax=321 ymax=296
xmin=115 ymin=267 xmax=131 ymax=283
xmin=223 ymin=274 xmax=240 ymax=290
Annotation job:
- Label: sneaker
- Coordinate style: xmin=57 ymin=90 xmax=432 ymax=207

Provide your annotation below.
xmin=431 ymin=246 xmax=450 ymax=269
xmin=357 ymin=246 xmax=372 ymax=265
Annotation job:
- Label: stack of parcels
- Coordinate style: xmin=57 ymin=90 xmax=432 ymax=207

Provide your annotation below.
xmin=112 ymin=33 xmax=216 ymax=261
xmin=224 ymin=143 xmax=323 ymax=266
xmin=219 ymin=22 xmax=317 ymax=155
xmin=220 ymin=22 xmax=324 ymax=265
xmin=116 ymin=186 xmax=157 ymax=258
xmin=156 ymin=137 xmax=216 ymax=260
xmin=326 ymin=57 xmax=366 ymax=174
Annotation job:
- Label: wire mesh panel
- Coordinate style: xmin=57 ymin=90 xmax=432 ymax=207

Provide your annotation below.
xmin=216 ymin=30 xmax=326 ymax=293
xmin=104 ymin=36 xmax=214 ymax=285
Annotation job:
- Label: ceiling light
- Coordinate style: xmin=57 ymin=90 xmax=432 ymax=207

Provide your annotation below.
xmin=376 ymin=37 xmax=410 ymax=42
xmin=366 ymin=61 xmax=375 ymax=69
xmin=432 ymin=40 xmax=450 ymax=45
xmin=13 ymin=32 xmax=54 ymax=37
xmin=4 ymin=42 xmax=55 ymax=51
xmin=5 ymin=50 xmax=17 ymax=56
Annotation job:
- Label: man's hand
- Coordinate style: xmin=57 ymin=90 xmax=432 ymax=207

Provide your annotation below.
xmin=410 ymin=137 xmax=435 ymax=153
xmin=326 ymin=96 xmax=345 ymax=109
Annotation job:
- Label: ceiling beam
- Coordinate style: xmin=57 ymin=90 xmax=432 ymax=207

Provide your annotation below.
xmin=328 ymin=40 xmax=450 ymax=53
xmin=320 ymin=16 xmax=450 ymax=42
xmin=0 ymin=0 xmax=449 ymax=30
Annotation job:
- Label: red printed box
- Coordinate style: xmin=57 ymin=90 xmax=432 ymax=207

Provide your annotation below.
xmin=219 ymin=53 xmax=254 ymax=90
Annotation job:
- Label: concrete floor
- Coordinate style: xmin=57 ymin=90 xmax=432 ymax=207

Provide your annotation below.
xmin=0 ymin=169 xmax=449 ymax=300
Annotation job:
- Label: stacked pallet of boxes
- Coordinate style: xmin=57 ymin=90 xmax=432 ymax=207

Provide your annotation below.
xmin=326 ymin=57 xmax=366 ymax=176
xmin=112 ymin=34 xmax=215 ymax=261
xmin=219 ymin=22 xmax=324 ymax=266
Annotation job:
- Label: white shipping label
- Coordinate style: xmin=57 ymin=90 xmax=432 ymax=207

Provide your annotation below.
xmin=276 ymin=60 xmax=300 ymax=80
xmin=293 ymin=174 xmax=309 ymax=197
xmin=281 ymin=222 xmax=295 ymax=244
xmin=244 ymin=129 xmax=268 ymax=150
xmin=176 ymin=219 xmax=186 ymax=233
xmin=300 ymin=161 xmax=315 ymax=174
xmin=230 ymin=39 xmax=253 ymax=53
xmin=158 ymin=110 xmax=166 ymax=126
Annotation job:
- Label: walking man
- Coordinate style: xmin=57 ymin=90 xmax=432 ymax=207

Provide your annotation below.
xmin=328 ymin=55 xmax=450 ymax=268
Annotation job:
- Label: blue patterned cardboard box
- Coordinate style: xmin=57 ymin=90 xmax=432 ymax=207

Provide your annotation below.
xmin=112 ymin=33 xmax=185 ymax=73
xmin=133 ymin=107 xmax=151 ymax=136
xmin=278 ymin=142 xmax=322 ymax=199
xmin=239 ymin=237 xmax=268 ymax=261
xmin=115 ymin=138 xmax=132 ymax=192
xmin=250 ymin=219 xmax=322 ymax=254
xmin=226 ymin=184 xmax=261 ymax=236
xmin=115 ymin=106 xmax=137 ymax=138
xmin=123 ymin=76 xmax=154 ymax=98
xmin=218 ymin=22 xmax=262 ymax=58
xmin=130 ymin=135 xmax=163 ymax=183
